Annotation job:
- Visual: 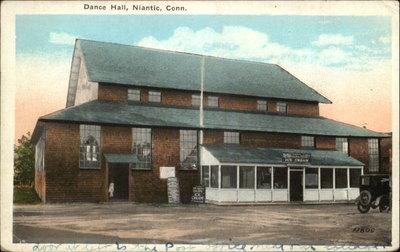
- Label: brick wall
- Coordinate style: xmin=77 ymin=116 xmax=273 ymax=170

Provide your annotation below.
xmin=268 ymin=100 xmax=319 ymax=116
xmin=219 ymin=94 xmax=256 ymax=111
xmin=241 ymin=131 xmax=301 ymax=148
xmin=162 ymin=89 xmax=193 ymax=107
xmin=203 ymin=130 xmax=224 ymax=144
xmin=98 ymin=83 xmax=128 ymax=103
xmin=315 ymin=136 xmax=336 ymax=149
xmin=380 ymin=137 xmax=392 ymax=174
xmin=349 ymin=138 xmax=369 ymax=172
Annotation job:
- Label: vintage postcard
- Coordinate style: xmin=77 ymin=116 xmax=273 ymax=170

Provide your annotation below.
xmin=1 ymin=1 xmax=399 ymax=251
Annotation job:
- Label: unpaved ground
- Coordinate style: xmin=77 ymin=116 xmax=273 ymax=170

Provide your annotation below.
xmin=13 ymin=203 xmax=391 ymax=245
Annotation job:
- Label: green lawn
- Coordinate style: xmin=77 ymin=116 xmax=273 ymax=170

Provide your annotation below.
xmin=14 ymin=186 xmax=41 ymax=204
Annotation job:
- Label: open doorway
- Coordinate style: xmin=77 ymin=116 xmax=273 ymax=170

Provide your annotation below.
xmin=290 ymin=170 xmax=303 ymax=202
xmin=108 ymin=163 xmax=129 ymax=201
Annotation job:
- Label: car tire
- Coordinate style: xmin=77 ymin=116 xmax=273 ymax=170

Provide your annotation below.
xmin=359 ymin=190 xmax=372 ymax=205
xmin=357 ymin=203 xmax=371 ymax=213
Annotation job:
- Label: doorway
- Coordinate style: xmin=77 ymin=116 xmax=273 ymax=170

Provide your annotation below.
xmin=290 ymin=170 xmax=303 ymax=202
xmin=108 ymin=163 xmax=129 ymax=201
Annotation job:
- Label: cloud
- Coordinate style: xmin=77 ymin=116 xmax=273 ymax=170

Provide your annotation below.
xmin=379 ymin=35 xmax=391 ymax=44
xmin=318 ymin=47 xmax=351 ymax=66
xmin=49 ymin=32 xmax=78 ymax=45
xmin=312 ymin=33 xmax=354 ymax=47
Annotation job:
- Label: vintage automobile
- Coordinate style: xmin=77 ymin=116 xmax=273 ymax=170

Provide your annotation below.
xmin=356 ymin=174 xmax=391 ymax=213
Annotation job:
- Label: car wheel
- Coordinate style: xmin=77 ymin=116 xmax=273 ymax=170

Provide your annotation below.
xmin=357 ymin=203 xmax=371 ymax=213
xmin=359 ymin=190 xmax=372 ymax=205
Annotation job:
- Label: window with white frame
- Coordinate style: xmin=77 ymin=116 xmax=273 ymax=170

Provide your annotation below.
xmin=127 ymin=89 xmax=141 ymax=101
xmin=321 ymin=168 xmax=333 ymax=188
xmin=80 ymin=125 xmax=101 ymax=169
xmin=305 ymin=168 xmax=318 ymax=189
xmin=180 ymin=130 xmax=198 ymax=169
xmin=239 ymin=166 xmax=255 ymax=189
xmin=210 ymin=165 xmax=219 ymax=188
xmin=192 ymin=94 xmax=201 ymax=107
xmin=224 ymin=131 xmax=240 ymax=144
xmin=257 ymin=100 xmax=267 ymax=112
xmin=335 ymin=168 xmax=348 ymax=188
xmin=273 ymin=167 xmax=287 ymax=189
xmin=276 ymin=102 xmax=287 ymax=114
xmin=148 ymin=91 xmax=161 ymax=103
xmin=221 ymin=165 xmax=237 ymax=188
xmin=336 ymin=138 xmax=348 ymax=154
xmin=368 ymin=138 xmax=379 ymax=172
xmin=257 ymin=166 xmax=271 ymax=189
xmin=301 ymin=136 xmax=315 ymax=148
xmin=207 ymin=96 xmax=219 ymax=107
xmin=132 ymin=128 xmax=152 ymax=169
xmin=202 ymin=165 xmax=210 ymax=187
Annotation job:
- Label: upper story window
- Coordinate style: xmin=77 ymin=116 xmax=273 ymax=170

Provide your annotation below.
xmin=224 ymin=131 xmax=240 ymax=144
xmin=257 ymin=100 xmax=267 ymax=112
xmin=132 ymin=128 xmax=152 ymax=169
xmin=180 ymin=130 xmax=198 ymax=170
xmin=276 ymin=102 xmax=287 ymax=114
xmin=301 ymin=136 xmax=314 ymax=149
xmin=207 ymin=96 xmax=219 ymax=108
xmin=336 ymin=137 xmax=349 ymax=154
xmin=192 ymin=94 xmax=201 ymax=107
xmin=148 ymin=91 xmax=161 ymax=103
xmin=127 ymin=89 xmax=141 ymax=101
xmin=368 ymin=138 xmax=379 ymax=172
xmin=80 ymin=125 xmax=101 ymax=169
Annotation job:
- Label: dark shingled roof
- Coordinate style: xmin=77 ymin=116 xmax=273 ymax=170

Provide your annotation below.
xmin=79 ymin=39 xmax=331 ymax=104
xmin=203 ymin=144 xmax=364 ymax=166
xmin=38 ymin=101 xmax=387 ymax=138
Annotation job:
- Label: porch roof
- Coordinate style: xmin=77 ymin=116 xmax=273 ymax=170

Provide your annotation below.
xmin=202 ymin=144 xmax=364 ymax=167
xmin=104 ymin=153 xmax=139 ymax=164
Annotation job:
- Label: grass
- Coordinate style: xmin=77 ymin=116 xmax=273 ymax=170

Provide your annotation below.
xmin=14 ymin=186 xmax=41 ymax=204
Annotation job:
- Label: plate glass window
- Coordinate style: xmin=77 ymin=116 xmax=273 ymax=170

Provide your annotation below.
xmin=224 ymin=131 xmax=240 ymax=144
xmin=148 ymin=91 xmax=161 ymax=103
xmin=336 ymin=138 xmax=348 ymax=154
xmin=321 ymin=168 xmax=333 ymax=188
xmin=180 ymin=130 xmax=198 ymax=169
xmin=221 ymin=165 xmax=237 ymax=188
xmin=276 ymin=102 xmax=287 ymax=114
xmin=273 ymin=167 xmax=287 ymax=189
xmin=192 ymin=94 xmax=201 ymax=107
xmin=127 ymin=89 xmax=140 ymax=101
xmin=301 ymin=136 xmax=315 ymax=148
xmin=257 ymin=100 xmax=267 ymax=112
xmin=132 ymin=128 xmax=152 ymax=169
xmin=305 ymin=168 xmax=318 ymax=189
xmin=350 ymin=169 xmax=361 ymax=188
xmin=368 ymin=139 xmax=379 ymax=172
xmin=257 ymin=166 xmax=271 ymax=189
xmin=79 ymin=125 xmax=101 ymax=169
xmin=335 ymin=168 xmax=348 ymax=188
xmin=207 ymin=96 xmax=219 ymax=107
xmin=239 ymin=166 xmax=255 ymax=189
xmin=210 ymin=165 xmax=219 ymax=188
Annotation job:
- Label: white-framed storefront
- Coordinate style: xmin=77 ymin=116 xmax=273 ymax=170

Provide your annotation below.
xmin=201 ymin=148 xmax=363 ymax=203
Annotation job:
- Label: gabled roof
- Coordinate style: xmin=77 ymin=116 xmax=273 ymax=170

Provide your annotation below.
xmin=38 ymin=101 xmax=387 ymax=138
xmin=78 ymin=39 xmax=331 ymax=104
xmin=203 ymin=144 xmax=364 ymax=167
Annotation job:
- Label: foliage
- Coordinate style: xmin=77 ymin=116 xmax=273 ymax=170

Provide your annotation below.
xmin=13 ymin=186 xmax=41 ymax=204
xmin=14 ymin=132 xmax=35 ymax=186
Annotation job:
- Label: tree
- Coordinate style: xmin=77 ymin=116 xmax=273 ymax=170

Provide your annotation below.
xmin=14 ymin=132 xmax=35 ymax=186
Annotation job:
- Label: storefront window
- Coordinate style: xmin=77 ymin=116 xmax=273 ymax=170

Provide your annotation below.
xmin=210 ymin=165 xmax=219 ymax=188
xmin=350 ymin=169 xmax=361 ymax=187
xmin=305 ymin=168 xmax=318 ymax=189
xmin=202 ymin=165 xmax=210 ymax=187
xmin=321 ymin=168 xmax=333 ymax=189
xmin=239 ymin=166 xmax=254 ymax=189
xmin=221 ymin=165 xmax=237 ymax=188
xmin=335 ymin=168 xmax=348 ymax=189
xmin=273 ymin=167 xmax=287 ymax=189
xmin=257 ymin=166 xmax=271 ymax=189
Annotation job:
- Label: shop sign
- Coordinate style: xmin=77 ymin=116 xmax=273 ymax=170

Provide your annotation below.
xmin=282 ymin=153 xmax=311 ymax=164
xmin=191 ymin=186 xmax=205 ymax=203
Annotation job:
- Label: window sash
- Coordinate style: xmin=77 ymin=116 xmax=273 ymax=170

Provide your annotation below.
xmin=132 ymin=128 xmax=152 ymax=169
xmin=335 ymin=168 xmax=348 ymax=188
xmin=224 ymin=131 xmax=240 ymax=144
xmin=257 ymin=100 xmax=267 ymax=111
xmin=336 ymin=138 xmax=348 ymax=154
xmin=301 ymin=136 xmax=315 ymax=148
xmin=148 ymin=91 xmax=161 ymax=103
xmin=368 ymin=138 xmax=379 ymax=172
xmin=273 ymin=167 xmax=287 ymax=189
xmin=192 ymin=94 xmax=201 ymax=107
xmin=210 ymin=165 xmax=219 ymax=188
xmin=207 ymin=96 xmax=219 ymax=107
xmin=276 ymin=102 xmax=287 ymax=113
xmin=79 ymin=125 xmax=101 ymax=169
xmin=239 ymin=166 xmax=255 ymax=189
xmin=127 ymin=89 xmax=141 ymax=101
xmin=221 ymin=165 xmax=237 ymax=188
xmin=257 ymin=166 xmax=271 ymax=189
xmin=180 ymin=130 xmax=198 ymax=169
xmin=321 ymin=168 xmax=333 ymax=188
xmin=305 ymin=168 xmax=318 ymax=189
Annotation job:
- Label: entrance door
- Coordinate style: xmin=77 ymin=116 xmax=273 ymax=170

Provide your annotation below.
xmin=108 ymin=164 xmax=129 ymax=200
xmin=290 ymin=170 xmax=303 ymax=202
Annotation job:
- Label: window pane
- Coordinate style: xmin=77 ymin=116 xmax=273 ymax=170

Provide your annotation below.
xmin=128 ymin=89 xmax=140 ymax=101
xmin=132 ymin=128 xmax=152 ymax=169
xmin=335 ymin=168 xmax=348 ymax=189
xmin=149 ymin=91 xmax=161 ymax=103
xmin=277 ymin=102 xmax=287 ymax=114
xmin=336 ymin=138 xmax=348 ymax=154
xmin=301 ymin=136 xmax=314 ymax=148
xmin=257 ymin=167 xmax=271 ymax=189
xmin=207 ymin=96 xmax=219 ymax=107
xmin=368 ymin=138 xmax=379 ymax=172
xmin=239 ymin=166 xmax=255 ymax=189
xmin=305 ymin=168 xmax=318 ymax=189
xmin=202 ymin=166 xmax=210 ymax=187
xmin=180 ymin=130 xmax=198 ymax=169
xmin=221 ymin=165 xmax=237 ymax=188
xmin=192 ymin=94 xmax=201 ymax=106
xmin=350 ymin=169 xmax=361 ymax=187
xmin=211 ymin=165 xmax=219 ymax=188
xmin=257 ymin=100 xmax=267 ymax=111
xmin=273 ymin=167 xmax=287 ymax=189
xmin=321 ymin=168 xmax=333 ymax=188
xmin=224 ymin=131 xmax=240 ymax=144
xmin=80 ymin=125 xmax=101 ymax=169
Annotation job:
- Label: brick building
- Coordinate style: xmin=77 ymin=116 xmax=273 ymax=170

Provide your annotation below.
xmin=32 ymin=39 xmax=390 ymax=204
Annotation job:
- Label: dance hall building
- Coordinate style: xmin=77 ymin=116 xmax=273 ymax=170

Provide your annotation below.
xmin=32 ymin=39 xmax=390 ymax=204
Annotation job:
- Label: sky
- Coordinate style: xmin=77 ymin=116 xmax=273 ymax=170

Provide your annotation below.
xmin=15 ymin=15 xmax=393 ymax=140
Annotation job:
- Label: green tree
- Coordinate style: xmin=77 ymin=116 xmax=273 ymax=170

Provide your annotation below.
xmin=14 ymin=132 xmax=35 ymax=186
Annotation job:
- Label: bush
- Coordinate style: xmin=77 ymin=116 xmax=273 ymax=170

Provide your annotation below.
xmin=13 ymin=186 xmax=41 ymax=204
xmin=14 ymin=132 xmax=35 ymax=186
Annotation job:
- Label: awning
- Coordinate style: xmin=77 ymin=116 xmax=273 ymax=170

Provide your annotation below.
xmin=104 ymin=153 xmax=139 ymax=164
xmin=202 ymin=144 xmax=364 ymax=167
